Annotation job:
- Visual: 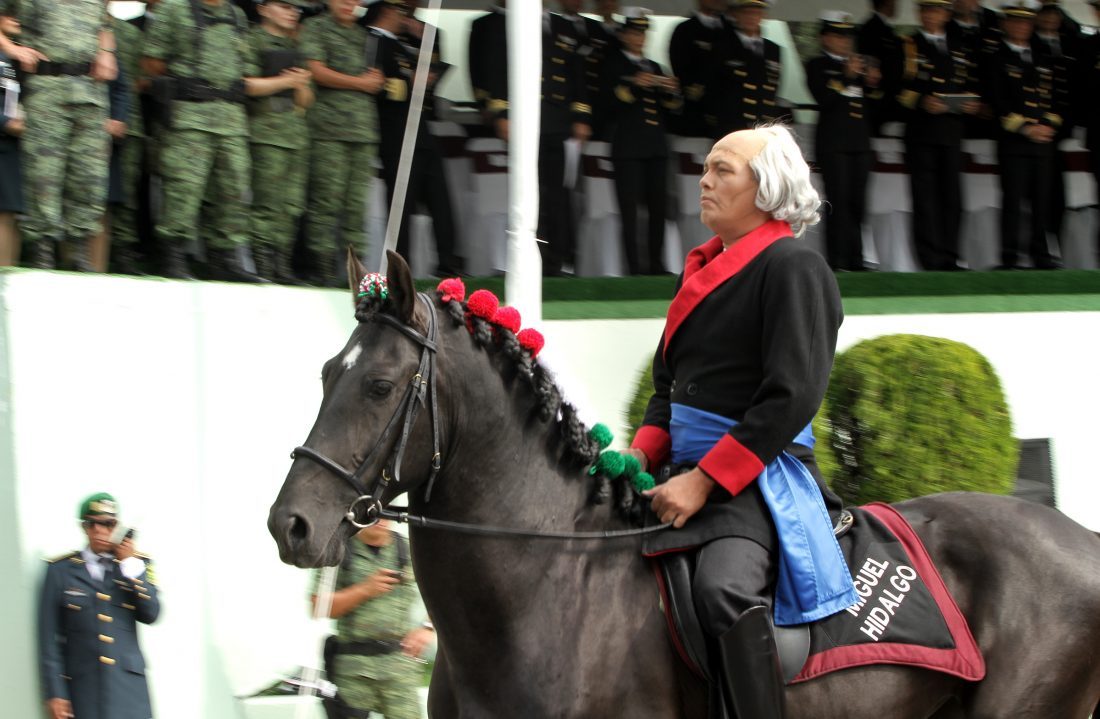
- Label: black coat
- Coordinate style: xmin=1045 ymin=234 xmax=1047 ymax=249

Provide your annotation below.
xmin=371 ymin=29 xmax=437 ymax=156
xmin=542 ymin=12 xmax=592 ymax=137
xmin=898 ymin=32 xmax=971 ymax=146
xmin=989 ymin=41 xmax=1061 ymax=156
xmin=468 ymin=8 xmax=508 ymax=117
xmin=805 ymin=53 xmax=872 ymax=155
xmin=633 ymin=224 xmax=843 ymax=554
xmin=600 ymin=50 xmax=680 ymax=160
xmin=38 ymin=552 xmax=160 ymax=719
xmin=667 ymin=14 xmax=726 ymax=137
xmin=857 ymin=12 xmax=902 ymax=118
xmin=714 ymin=29 xmax=784 ymax=134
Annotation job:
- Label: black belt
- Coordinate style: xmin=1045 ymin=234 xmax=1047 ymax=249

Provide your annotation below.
xmin=35 ymin=61 xmax=92 ymax=77
xmin=175 ymin=79 xmax=247 ymax=104
xmin=332 ymin=639 xmax=401 ymax=657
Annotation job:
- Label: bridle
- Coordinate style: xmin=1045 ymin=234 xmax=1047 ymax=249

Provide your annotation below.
xmin=291 ymin=292 xmax=442 ymax=528
xmin=291 ymin=291 xmax=670 ymax=541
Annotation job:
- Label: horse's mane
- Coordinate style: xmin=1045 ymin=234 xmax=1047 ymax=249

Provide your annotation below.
xmin=353 ymin=292 xmax=602 ymax=467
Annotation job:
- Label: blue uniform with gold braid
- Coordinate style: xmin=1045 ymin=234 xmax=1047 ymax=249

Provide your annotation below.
xmin=38 ymin=550 xmax=160 ymax=719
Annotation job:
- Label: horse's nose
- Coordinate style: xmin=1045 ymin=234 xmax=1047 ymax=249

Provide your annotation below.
xmin=270 ymin=508 xmax=312 ymax=554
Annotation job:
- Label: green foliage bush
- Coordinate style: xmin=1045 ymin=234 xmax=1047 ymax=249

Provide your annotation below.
xmin=823 ymin=334 xmax=1017 ymax=505
xmin=624 ymin=334 xmax=1017 ymax=506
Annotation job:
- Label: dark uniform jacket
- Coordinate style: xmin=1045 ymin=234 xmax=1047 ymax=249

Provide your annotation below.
xmin=371 ymin=28 xmax=437 ymax=154
xmin=1032 ymin=30 xmax=1078 ymax=137
xmin=990 ymin=40 xmax=1061 ymax=155
xmin=542 ymin=12 xmax=592 ymax=137
xmin=898 ymin=31 xmax=972 ymax=146
xmin=39 ymin=551 xmax=160 ymax=719
xmin=467 ymin=7 xmax=507 ymax=117
xmin=632 ymin=222 xmax=843 ymax=554
xmin=805 ymin=52 xmax=873 ymax=154
xmin=600 ymin=50 xmax=681 ymax=160
xmin=856 ymin=12 xmax=902 ymax=124
xmin=1078 ymin=32 xmax=1100 ymax=151
xmin=668 ymin=13 xmax=726 ymax=137
xmin=714 ymin=29 xmax=784 ymax=134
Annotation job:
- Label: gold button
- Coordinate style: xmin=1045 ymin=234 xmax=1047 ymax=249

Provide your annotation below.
xmin=97 ymin=614 xmax=113 ymax=623
xmin=138 ymin=594 xmax=151 ymax=601
xmin=99 ymin=656 xmax=115 ymax=665
xmin=122 ymin=603 xmax=135 ymax=610
xmin=96 ymin=592 xmax=110 ymax=601
xmin=99 ymin=634 xmax=114 ymax=644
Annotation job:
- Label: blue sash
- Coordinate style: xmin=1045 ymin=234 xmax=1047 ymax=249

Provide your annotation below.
xmin=670 ymin=404 xmax=858 ymax=626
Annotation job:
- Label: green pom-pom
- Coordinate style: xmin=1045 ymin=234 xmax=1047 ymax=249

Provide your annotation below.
xmin=621 ymin=453 xmax=641 ymax=479
xmin=590 ymin=450 xmax=626 ymax=478
xmin=588 ymin=423 xmax=614 ymax=450
xmin=632 ymin=472 xmax=655 ymax=493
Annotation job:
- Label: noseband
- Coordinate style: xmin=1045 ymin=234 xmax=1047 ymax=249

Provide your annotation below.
xmin=291 ymin=292 xmax=441 ymax=528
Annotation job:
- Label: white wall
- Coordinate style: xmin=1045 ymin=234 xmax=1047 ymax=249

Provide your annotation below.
xmin=2 ymin=271 xmax=1097 ymax=718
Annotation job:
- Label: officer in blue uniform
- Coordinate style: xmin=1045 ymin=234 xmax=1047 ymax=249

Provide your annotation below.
xmin=38 ymin=493 xmax=160 ymax=719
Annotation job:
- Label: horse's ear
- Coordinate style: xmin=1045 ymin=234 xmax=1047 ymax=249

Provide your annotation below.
xmin=385 ymin=250 xmax=416 ymax=324
xmin=346 ymin=247 xmax=369 ymax=302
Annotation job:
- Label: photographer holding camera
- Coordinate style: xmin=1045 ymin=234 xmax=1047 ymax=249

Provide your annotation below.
xmin=38 ymin=492 xmax=160 ymax=719
xmin=310 ymin=519 xmax=434 ymax=719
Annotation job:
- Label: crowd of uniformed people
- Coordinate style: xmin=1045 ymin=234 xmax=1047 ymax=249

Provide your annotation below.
xmin=1 ymin=0 xmax=1099 ymax=282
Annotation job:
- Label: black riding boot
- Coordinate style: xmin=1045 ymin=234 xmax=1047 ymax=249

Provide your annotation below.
xmin=719 ymin=606 xmax=787 ymax=719
xmin=206 ymin=246 xmax=268 ymax=283
xmin=163 ymin=245 xmax=194 ymax=280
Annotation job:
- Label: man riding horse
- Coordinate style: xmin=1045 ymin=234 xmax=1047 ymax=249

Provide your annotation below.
xmin=626 ymin=124 xmax=857 ymax=719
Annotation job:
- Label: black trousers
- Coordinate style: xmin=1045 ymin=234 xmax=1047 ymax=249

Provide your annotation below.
xmin=692 ymin=536 xmax=776 ymax=637
xmin=612 ymin=155 xmax=668 ymax=275
xmin=379 ymin=145 xmax=461 ymax=273
xmin=998 ymin=146 xmax=1055 ymax=268
xmin=537 ymin=134 xmax=575 ymax=275
xmin=1045 ymin=145 xmax=1066 ymax=247
xmin=906 ymin=140 xmax=963 ymax=270
xmin=818 ymin=149 xmax=872 ymax=271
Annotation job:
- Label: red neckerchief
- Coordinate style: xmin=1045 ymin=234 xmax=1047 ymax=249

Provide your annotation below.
xmin=662 ymin=219 xmax=793 ymax=357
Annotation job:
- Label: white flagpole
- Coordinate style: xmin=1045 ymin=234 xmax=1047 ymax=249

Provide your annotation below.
xmin=504 ymin=1 xmax=543 ymax=323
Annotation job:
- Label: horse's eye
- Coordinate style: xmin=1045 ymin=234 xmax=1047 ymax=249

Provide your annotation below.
xmin=368 ymin=380 xmax=394 ymax=398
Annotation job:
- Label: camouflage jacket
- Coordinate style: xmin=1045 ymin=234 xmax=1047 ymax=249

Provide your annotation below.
xmin=298 ymin=13 xmax=378 ymax=144
xmin=311 ymin=534 xmax=420 ymax=682
xmin=112 ymin=16 xmax=144 ymax=136
xmin=142 ymin=0 xmax=256 ymax=137
xmin=4 ymin=0 xmax=109 ymax=107
xmin=246 ymin=27 xmax=309 ymax=150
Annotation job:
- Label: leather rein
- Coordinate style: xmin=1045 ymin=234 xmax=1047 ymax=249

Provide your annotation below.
xmin=292 ymin=292 xmax=669 ymax=541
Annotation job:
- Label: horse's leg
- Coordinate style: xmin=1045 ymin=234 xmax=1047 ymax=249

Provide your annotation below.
xmin=787 ymin=667 xmax=961 ymax=719
xmin=425 ymin=645 xmax=457 ymax=719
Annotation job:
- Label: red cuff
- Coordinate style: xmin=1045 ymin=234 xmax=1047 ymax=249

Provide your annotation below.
xmin=698 ymin=434 xmax=765 ymax=497
xmin=630 ymin=425 xmax=671 ymax=469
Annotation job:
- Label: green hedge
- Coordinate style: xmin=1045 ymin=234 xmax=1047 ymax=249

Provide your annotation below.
xmin=823 ymin=334 xmax=1017 ymax=504
xmin=625 ymin=334 xmax=1016 ymax=504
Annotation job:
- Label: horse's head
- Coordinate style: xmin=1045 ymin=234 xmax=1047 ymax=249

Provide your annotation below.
xmin=268 ymin=250 xmax=442 ymax=567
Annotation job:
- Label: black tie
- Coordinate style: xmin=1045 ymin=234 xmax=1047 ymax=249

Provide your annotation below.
xmin=1021 ymin=48 xmax=1032 ymax=64
xmin=933 ymin=38 xmax=946 ymax=55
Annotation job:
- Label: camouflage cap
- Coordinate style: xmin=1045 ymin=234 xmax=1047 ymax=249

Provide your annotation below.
xmin=78 ymin=492 xmax=118 ymax=519
xmin=260 ymin=0 xmax=314 ymax=8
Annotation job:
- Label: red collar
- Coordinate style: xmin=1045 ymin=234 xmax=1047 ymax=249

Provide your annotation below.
xmin=663 ymin=219 xmax=792 ymax=356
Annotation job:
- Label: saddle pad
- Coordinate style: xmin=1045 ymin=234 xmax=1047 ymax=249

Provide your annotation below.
xmin=791 ymin=502 xmax=985 ymax=683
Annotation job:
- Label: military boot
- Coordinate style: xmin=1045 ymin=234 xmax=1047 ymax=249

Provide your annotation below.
xmin=30 ymin=239 xmax=57 ymax=269
xmin=273 ymin=247 xmax=305 ymax=285
xmin=163 ymin=245 xmax=195 ymax=280
xmin=253 ymin=245 xmax=276 ymax=280
xmin=111 ymin=244 xmax=144 ymax=275
xmin=718 ymin=606 xmax=788 ymax=719
xmin=206 ymin=246 xmax=269 ymax=284
xmin=66 ymin=237 xmax=96 ymax=272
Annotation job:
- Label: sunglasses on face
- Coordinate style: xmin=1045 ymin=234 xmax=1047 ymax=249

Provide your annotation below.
xmin=82 ymin=518 xmax=118 ymax=530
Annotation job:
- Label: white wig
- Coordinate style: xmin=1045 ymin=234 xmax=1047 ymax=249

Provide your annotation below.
xmin=748 ymin=124 xmax=821 ymax=237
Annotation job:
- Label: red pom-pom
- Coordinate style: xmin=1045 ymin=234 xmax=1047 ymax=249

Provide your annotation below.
xmin=436 ymin=277 xmax=466 ymax=303
xmin=466 ymin=289 xmax=500 ymax=320
xmin=517 ymin=328 xmax=545 ymax=357
xmin=492 ymin=306 xmax=522 ymax=334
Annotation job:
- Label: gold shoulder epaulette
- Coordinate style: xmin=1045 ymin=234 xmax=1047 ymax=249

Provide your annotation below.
xmin=47 ymin=551 xmax=80 ymax=564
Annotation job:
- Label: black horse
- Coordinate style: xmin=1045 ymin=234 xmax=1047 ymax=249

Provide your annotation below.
xmin=269 ymin=251 xmax=1100 ymax=718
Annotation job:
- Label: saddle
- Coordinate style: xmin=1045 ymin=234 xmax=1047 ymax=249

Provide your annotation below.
xmin=653 ymin=503 xmax=983 ymax=707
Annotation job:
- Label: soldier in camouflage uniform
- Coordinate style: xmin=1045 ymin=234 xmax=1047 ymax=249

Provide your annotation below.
xmin=299 ymin=0 xmax=382 ymax=286
xmin=0 ymin=0 xmax=117 ymax=271
xmin=106 ymin=5 xmax=151 ymax=274
xmin=246 ymin=0 xmax=313 ymax=284
xmin=311 ymin=520 xmax=434 ymax=719
xmin=142 ymin=0 xmax=267 ymax=281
